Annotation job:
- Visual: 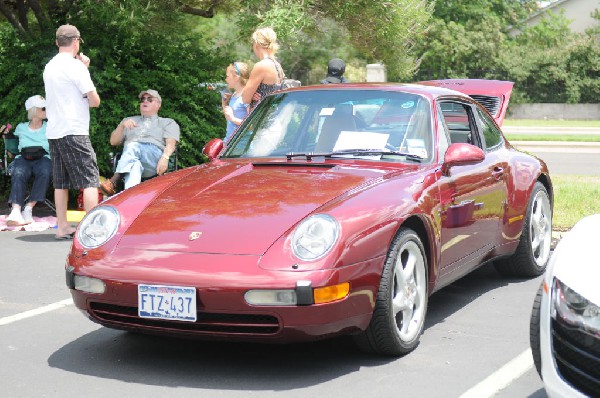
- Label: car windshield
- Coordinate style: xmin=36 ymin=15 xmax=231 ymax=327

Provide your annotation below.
xmin=222 ymin=89 xmax=434 ymax=163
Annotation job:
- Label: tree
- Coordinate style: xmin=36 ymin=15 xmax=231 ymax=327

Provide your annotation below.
xmin=0 ymin=0 xmax=433 ymax=81
xmin=499 ymin=10 xmax=600 ymax=103
xmin=233 ymin=0 xmax=433 ymax=81
xmin=415 ymin=0 xmax=539 ymax=80
xmin=430 ymin=0 xmax=538 ymax=26
xmin=0 ymin=0 xmax=227 ymax=180
xmin=414 ymin=0 xmax=600 ymax=103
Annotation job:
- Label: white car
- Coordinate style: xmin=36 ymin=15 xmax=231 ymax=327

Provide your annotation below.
xmin=530 ymin=214 xmax=600 ymax=397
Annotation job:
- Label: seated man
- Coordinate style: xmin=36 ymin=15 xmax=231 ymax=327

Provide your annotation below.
xmin=100 ymin=89 xmax=179 ymax=196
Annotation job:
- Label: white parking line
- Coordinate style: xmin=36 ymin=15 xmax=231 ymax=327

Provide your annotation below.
xmin=460 ymin=349 xmax=533 ymax=398
xmin=0 ymin=299 xmax=73 ymax=326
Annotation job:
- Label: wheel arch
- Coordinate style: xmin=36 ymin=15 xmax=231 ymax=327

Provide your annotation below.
xmin=536 ymin=173 xmax=553 ymax=210
xmin=400 ymin=215 xmax=435 ymax=293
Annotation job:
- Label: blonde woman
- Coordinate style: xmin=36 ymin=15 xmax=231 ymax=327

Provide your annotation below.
xmin=222 ymin=61 xmax=250 ymax=140
xmin=242 ymin=27 xmax=285 ymax=110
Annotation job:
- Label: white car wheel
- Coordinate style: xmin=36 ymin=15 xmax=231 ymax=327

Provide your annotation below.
xmin=495 ymin=182 xmax=552 ymax=277
xmin=354 ymin=228 xmax=428 ymax=356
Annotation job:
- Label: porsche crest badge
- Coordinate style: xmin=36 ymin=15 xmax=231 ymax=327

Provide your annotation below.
xmin=189 ymin=232 xmax=202 ymax=241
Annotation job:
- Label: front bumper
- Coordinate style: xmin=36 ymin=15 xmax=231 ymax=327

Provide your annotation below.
xmin=66 ymin=250 xmax=383 ymax=343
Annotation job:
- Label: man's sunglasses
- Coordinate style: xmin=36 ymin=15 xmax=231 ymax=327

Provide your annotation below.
xmin=139 ymin=96 xmax=155 ymax=103
xmin=60 ymin=36 xmax=84 ymax=44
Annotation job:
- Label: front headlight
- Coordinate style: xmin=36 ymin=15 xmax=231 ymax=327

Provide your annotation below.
xmin=552 ymin=278 xmax=600 ymax=336
xmin=291 ymin=214 xmax=339 ymax=261
xmin=77 ymin=206 xmax=120 ymax=249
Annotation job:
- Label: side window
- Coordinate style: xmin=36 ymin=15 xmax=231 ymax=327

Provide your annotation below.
xmin=436 ymin=106 xmax=450 ymax=160
xmin=476 ymin=108 xmax=503 ymax=151
xmin=439 ymin=101 xmax=481 ymax=148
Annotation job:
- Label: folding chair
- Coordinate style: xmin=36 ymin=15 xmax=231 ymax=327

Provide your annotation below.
xmin=3 ymin=131 xmax=56 ymax=213
xmin=107 ymin=147 xmax=178 ymax=193
xmin=110 ymin=148 xmax=178 ymax=177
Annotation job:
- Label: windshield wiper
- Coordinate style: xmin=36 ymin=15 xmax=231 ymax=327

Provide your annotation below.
xmin=327 ymin=148 xmax=426 ymax=162
xmin=286 ymin=149 xmax=425 ymax=162
xmin=286 ymin=152 xmax=327 ymax=161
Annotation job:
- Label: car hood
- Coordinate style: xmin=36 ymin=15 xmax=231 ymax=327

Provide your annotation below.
xmin=551 ymin=214 xmax=600 ymax=305
xmin=117 ymin=160 xmax=403 ymax=255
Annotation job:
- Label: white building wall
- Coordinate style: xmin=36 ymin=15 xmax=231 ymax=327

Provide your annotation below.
xmin=521 ymin=0 xmax=600 ymax=34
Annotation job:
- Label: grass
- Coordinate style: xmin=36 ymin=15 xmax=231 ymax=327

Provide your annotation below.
xmin=505 ymin=134 xmax=600 ymax=142
xmin=503 ymin=119 xmax=600 ymax=141
xmin=504 ymin=119 xmax=600 ymax=128
xmin=552 ymin=175 xmax=600 ymax=230
xmin=502 ymin=120 xmax=599 ymax=231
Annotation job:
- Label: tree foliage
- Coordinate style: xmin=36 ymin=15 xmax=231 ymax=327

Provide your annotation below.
xmin=416 ymin=1 xmax=600 ymax=103
xmin=0 ymin=0 xmax=227 ymax=180
xmin=0 ymin=0 xmax=433 ymax=81
xmin=231 ymin=0 xmax=433 ymax=81
xmin=431 ymin=0 xmax=538 ymax=26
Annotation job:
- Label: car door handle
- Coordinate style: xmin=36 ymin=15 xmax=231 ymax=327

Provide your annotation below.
xmin=492 ymin=166 xmax=504 ymax=180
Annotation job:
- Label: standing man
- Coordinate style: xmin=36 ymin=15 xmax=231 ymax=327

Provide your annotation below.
xmin=44 ymin=24 xmax=101 ymax=240
xmin=99 ymin=89 xmax=179 ymax=196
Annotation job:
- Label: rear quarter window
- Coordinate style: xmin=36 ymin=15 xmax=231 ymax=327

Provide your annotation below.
xmin=476 ymin=108 xmax=503 ymax=151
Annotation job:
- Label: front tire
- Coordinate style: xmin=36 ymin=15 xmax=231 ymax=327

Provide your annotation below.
xmin=530 ymin=283 xmax=543 ymax=378
xmin=354 ymin=228 xmax=428 ymax=356
xmin=495 ymin=182 xmax=552 ymax=277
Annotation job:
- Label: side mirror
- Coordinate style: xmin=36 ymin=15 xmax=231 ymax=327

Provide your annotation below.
xmin=202 ymin=138 xmax=224 ymax=160
xmin=442 ymin=143 xmax=485 ymax=176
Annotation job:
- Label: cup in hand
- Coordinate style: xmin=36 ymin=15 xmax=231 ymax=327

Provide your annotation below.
xmin=220 ymin=89 xmax=232 ymax=102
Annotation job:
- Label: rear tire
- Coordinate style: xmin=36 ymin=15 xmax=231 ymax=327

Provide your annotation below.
xmin=495 ymin=182 xmax=552 ymax=277
xmin=354 ymin=228 xmax=428 ymax=356
xmin=530 ymin=283 xmax=543 ymax=378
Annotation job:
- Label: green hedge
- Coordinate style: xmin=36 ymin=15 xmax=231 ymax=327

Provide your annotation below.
xmin=0 ymin=2 xmax=230 ymax=200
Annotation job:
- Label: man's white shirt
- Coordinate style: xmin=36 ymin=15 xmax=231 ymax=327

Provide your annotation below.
xmin=43 ymin=52 xmax=96 ymax=139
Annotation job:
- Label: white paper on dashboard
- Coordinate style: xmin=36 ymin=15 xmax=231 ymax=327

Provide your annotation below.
xmin=319 ymin=108 xmax=335 ymax=116
xmin=333 ymin=131 xmax=390 ymax=152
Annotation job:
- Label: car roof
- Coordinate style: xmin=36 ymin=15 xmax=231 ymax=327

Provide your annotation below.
xmin=283 ymin=82 xmax=473 ymax=101
xmin=278 ymin=79 xmax=514 ymax=125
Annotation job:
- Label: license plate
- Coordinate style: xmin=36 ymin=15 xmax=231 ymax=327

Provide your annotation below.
xmin=138 ymin=284 xmax=197 ymax=322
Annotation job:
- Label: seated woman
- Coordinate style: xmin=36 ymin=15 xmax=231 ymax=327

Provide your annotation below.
xmin=4 ymin=95 xmax=52 ymax=226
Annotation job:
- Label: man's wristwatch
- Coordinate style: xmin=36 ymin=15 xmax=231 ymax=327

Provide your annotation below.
xmin=161 ymin=154 xmax=169 ymax=160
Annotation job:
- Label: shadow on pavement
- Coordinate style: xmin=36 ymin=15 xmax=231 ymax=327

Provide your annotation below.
xmin=48 ymin=329 xmax=392 ymax=390
xmin=425 ymin=261 xmax=536 ymax=329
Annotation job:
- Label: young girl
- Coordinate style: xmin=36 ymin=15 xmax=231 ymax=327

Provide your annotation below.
xmin=222 ymin=61 xmax=250 ymax=141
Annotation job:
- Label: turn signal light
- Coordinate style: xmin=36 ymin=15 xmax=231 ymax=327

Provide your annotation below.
xmin=313 ymin=282 xmax=350 ymax=304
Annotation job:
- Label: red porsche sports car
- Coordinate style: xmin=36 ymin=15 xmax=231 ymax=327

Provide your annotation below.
xmin=66 ymin=80 xmax=553 ymax=356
